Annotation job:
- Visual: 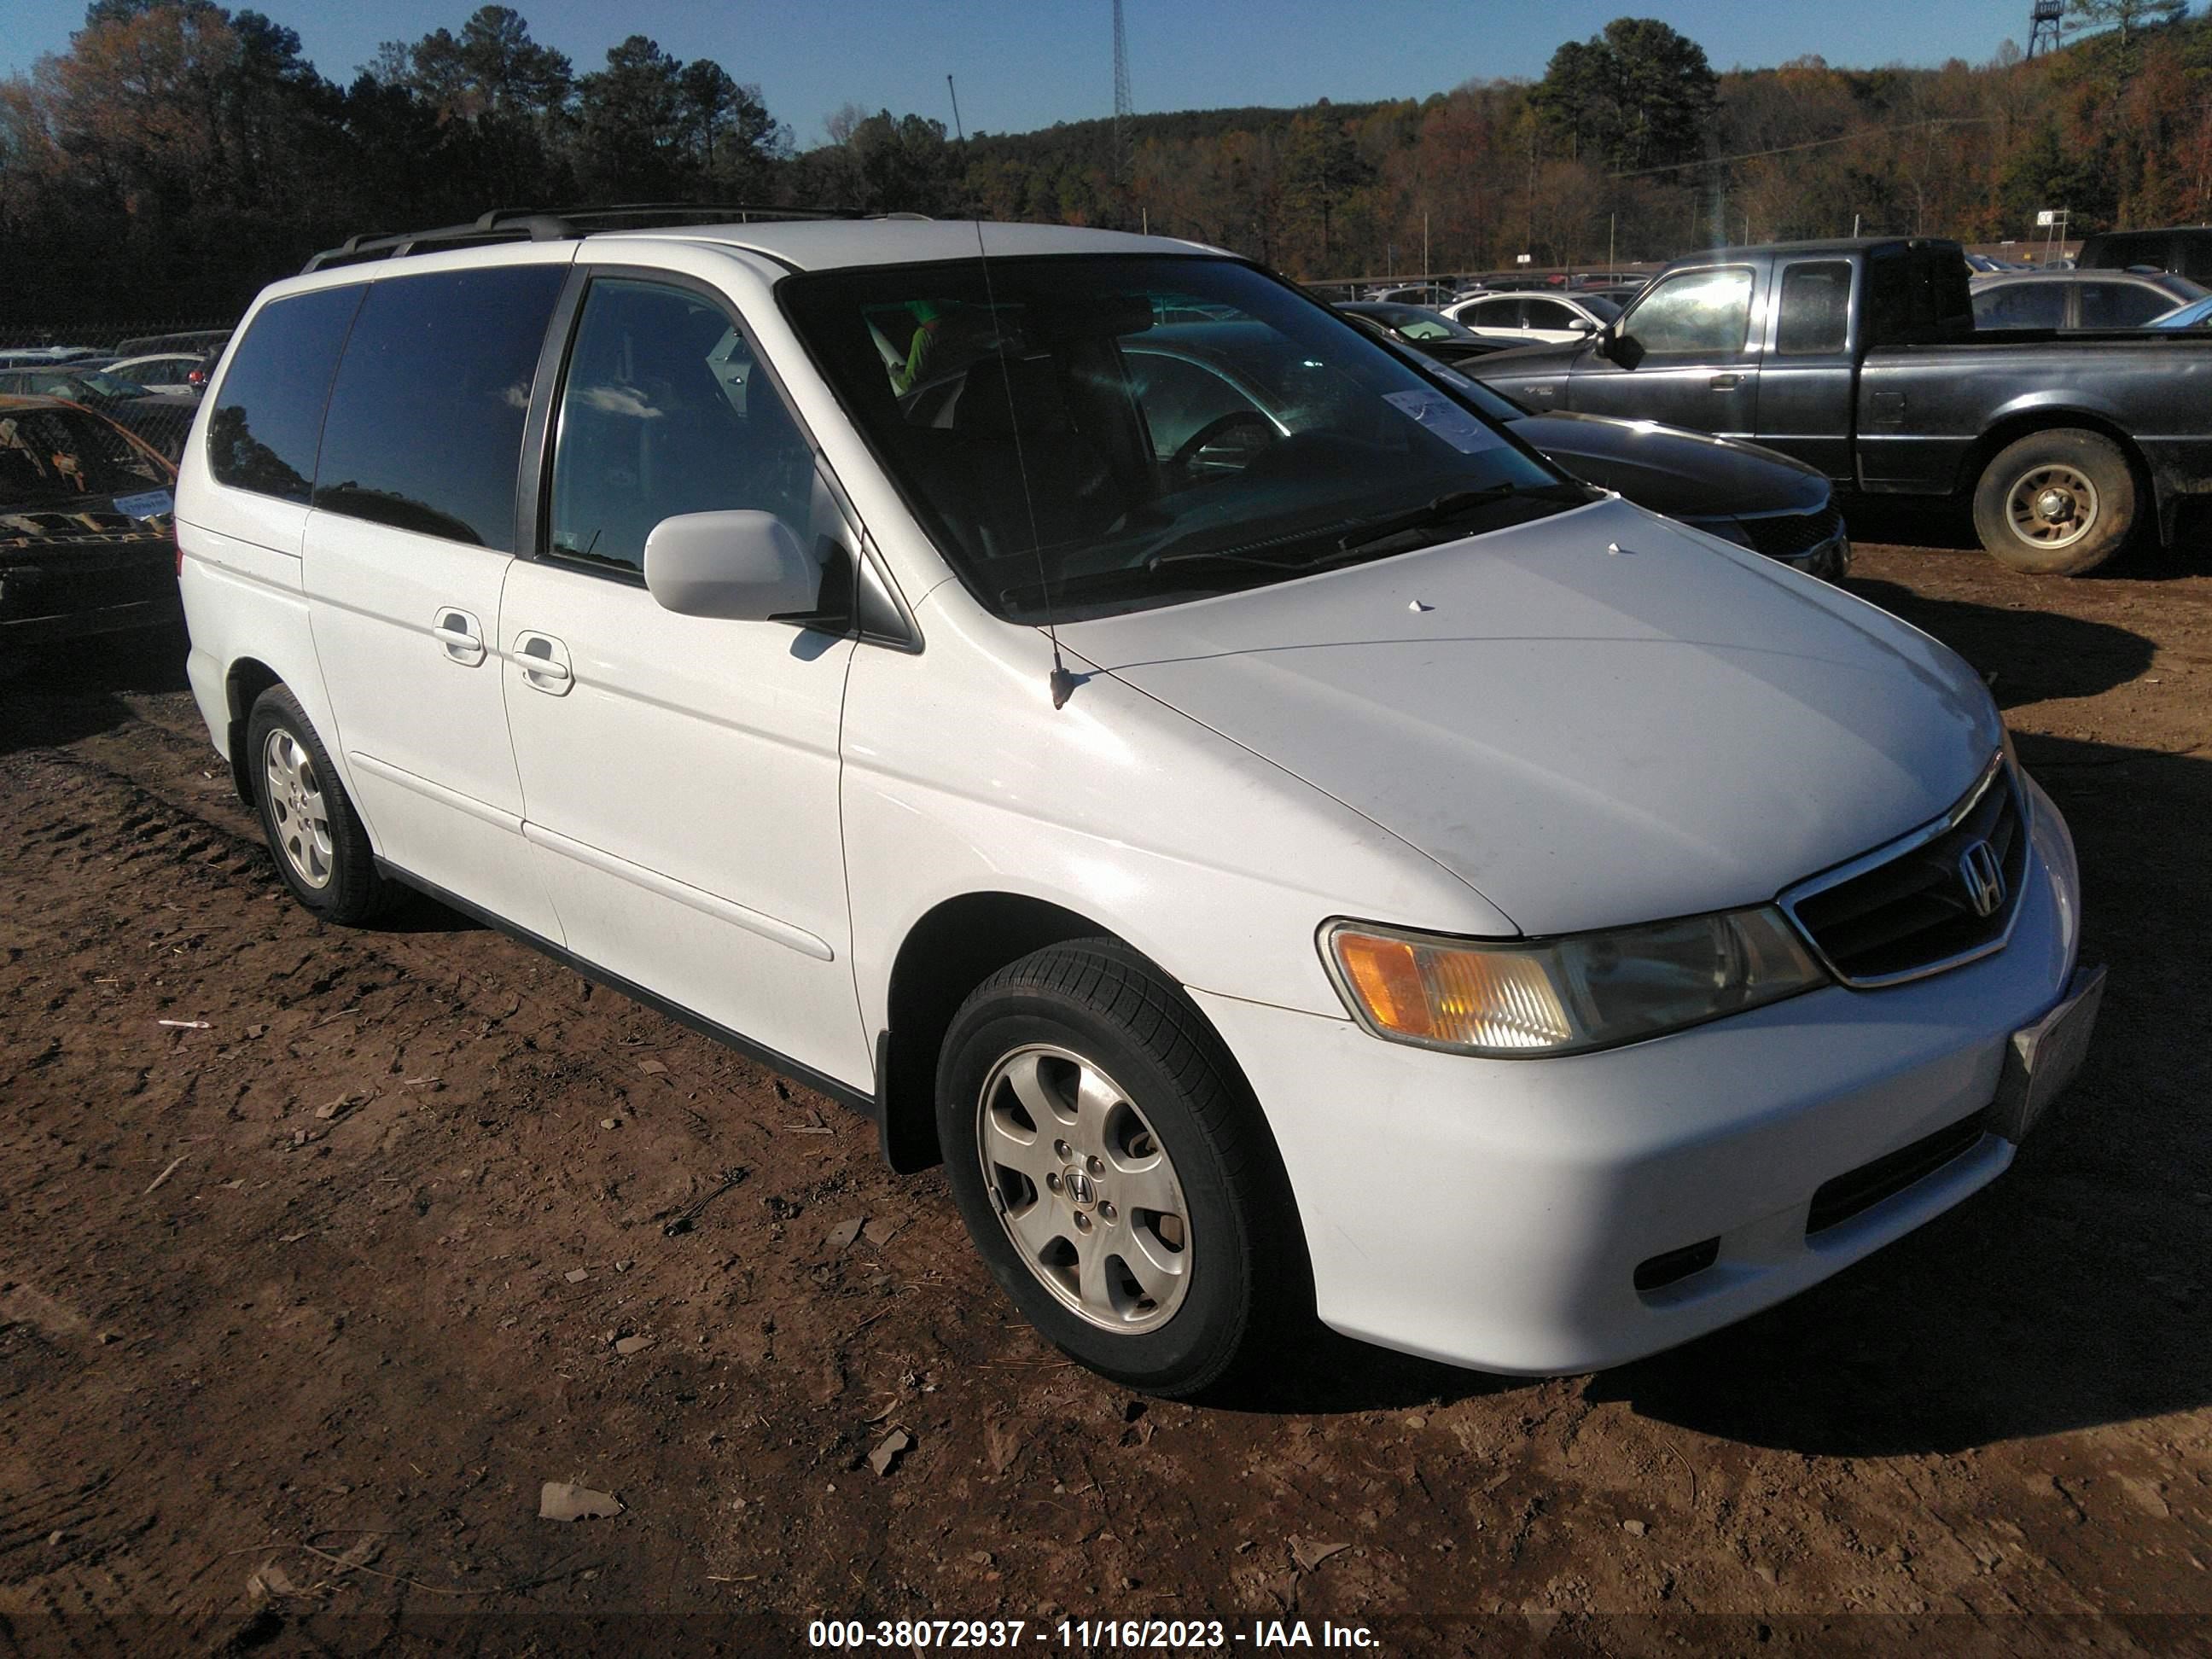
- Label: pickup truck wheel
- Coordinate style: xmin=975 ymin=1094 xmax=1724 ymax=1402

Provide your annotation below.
xmin=1972 ymin=429 xmax=2135 ymax=575
xmin=935 ymin=940 xmax=1301 ymax=1398
xmin=246 ymin=685 xmax=398 ymax=925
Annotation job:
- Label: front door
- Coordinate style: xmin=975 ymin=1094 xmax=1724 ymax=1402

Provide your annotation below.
xmin=499 ymin=271 xmax=868 ymax=1088
xmin=1569 ymin=263 xmax=1761 ymax=439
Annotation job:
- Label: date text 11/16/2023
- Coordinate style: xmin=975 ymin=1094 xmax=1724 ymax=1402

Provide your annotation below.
xmin=806 ymin=1617 xmax=1381 ymax=1649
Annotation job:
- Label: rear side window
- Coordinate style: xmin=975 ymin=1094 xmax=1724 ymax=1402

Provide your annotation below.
xmin=1864 ymin=251 xmax=1974 ymax=345
xmin=207 ymin=286 xmax=362 ymax=504
xmin=315 ymin=265 xmax=566 ymax=550
xmin=1776 ymin=262 xmax=1852 ymax=354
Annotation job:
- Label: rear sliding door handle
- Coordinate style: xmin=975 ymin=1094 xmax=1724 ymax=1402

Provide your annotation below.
xmin=1709 ymin=373 xmax=1743 ymax=390
xmin=432 ymin=608 xmax=486 ymax=666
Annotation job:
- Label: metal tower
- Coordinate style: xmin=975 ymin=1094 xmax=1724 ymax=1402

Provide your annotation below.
xmin=2027 ymin=0 xmax=2064 ymax=58
xmin=1112 ymin=0 xmax=1133 ymax=188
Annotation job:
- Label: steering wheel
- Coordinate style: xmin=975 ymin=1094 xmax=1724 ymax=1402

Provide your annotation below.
xmin=1170 ymin=409 xmax=1278 ymax=472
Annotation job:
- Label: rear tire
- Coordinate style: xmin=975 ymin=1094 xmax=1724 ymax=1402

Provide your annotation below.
xmin=246 ymin=684 xmax=397 ymax=925
xmin=1971 ymin=428 xmax=2135 ymax=575
xmin=934 ymin=939 xmax=1306 ymax=1398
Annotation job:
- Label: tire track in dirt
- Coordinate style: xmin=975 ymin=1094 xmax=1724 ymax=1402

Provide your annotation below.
xmin=5 ymin=553 xmax=2212 ymax=1649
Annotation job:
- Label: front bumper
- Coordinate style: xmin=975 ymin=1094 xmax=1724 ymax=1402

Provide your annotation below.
xmin=1774 ymin=530 xmax=1851 ymax=582
xmin=1194 ymin=775 xmax=2083 ymax=1376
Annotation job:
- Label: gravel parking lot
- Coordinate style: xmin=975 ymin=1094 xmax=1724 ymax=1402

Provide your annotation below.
xmin=2 ymin=525 xmax=2208 ymax=1653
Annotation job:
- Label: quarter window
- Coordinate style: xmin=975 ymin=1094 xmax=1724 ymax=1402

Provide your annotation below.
xmin=207 ymin=285 xmax=362 ymax=504
xmin=1972 ymin=282 xmax=2064 ymax=330
xmin=1622 ymin=268 xmax=1755 ymax=357
xmin=314 ymin=264 xmax=566 ymax=550
xmin=1776 ymin=262 xmax=1852 ymax=354
xmin=547 ymin=279 xmax=817 ymax=575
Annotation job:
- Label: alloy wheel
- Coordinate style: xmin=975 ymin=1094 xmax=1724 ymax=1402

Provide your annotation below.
xmin=974 ymin=1044 xmax=1193 ymax=1334
xmin=262 ymin=728 xmax=335 ymax=890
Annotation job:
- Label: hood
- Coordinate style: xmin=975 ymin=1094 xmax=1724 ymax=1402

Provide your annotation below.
xmin=0 ymin=488 xmax=174 ymax=552
xmin=1511 ymin=412 xmax=1828 ymax=521
xmin=1060 ymin=496 xmax=1999 ymax=936
xmin=1469 ymin=339 xmax=1585 ymax=375
xmin=1411 ymin=339 xmax=1506 ymax=366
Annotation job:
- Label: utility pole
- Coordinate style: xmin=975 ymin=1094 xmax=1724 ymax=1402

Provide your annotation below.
xmin=1111 ymin=0 xmax=1134 ymax=211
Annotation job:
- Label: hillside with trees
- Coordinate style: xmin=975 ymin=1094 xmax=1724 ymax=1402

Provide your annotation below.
xmin=2 ymin=0 xmax=2208 ymax=324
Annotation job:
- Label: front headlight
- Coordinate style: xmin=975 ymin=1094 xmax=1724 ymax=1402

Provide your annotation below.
xmin=1323 ymin=908 xmax=1828 ymax=1058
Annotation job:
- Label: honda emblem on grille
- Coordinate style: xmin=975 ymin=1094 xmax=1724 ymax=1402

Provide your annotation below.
xmin=1958 ymin=839 xmax=2005 ymax=919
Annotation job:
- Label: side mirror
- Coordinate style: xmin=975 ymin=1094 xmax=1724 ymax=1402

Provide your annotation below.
xmin=643 ymin=510 xmax=820 ymax=621
xmin=1568 ymin=317 xmax=1597 ymax=335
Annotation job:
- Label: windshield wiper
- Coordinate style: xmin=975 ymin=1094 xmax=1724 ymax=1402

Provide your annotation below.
xmin=1333 ymin=481 xmax=1588 ymax=556
xmin=1145 ymin=482 xmax=1586 ymax=576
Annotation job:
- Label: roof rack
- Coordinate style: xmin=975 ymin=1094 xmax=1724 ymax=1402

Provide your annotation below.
xmin=300 ymin=203 xmax=864 ymax=273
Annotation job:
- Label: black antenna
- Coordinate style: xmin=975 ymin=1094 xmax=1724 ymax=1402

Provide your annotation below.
xmin=949 ymin=73 xmax=1080 ymax=711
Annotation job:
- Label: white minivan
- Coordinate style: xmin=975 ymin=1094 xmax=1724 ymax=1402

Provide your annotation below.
xmin=177 ymin=212 xmax=2102 ymax=1397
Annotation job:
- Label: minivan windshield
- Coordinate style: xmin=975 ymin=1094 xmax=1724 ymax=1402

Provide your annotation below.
xmin=781 ymin=255 xmax=1586 ymax=620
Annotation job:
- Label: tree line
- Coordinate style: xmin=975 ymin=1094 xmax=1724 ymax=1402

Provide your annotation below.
xmin=2 ymin=0 xmax=2207 ymax=326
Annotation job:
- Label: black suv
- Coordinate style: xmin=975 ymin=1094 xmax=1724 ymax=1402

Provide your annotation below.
xmin=2076 ymin=225 xmax=2212 ymax=284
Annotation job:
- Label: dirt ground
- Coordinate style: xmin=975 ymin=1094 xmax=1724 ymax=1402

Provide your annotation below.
xmin=3 ymin=514 xmax=2209 ymax=1656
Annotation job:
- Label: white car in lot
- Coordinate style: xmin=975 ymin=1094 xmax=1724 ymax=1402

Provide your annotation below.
xmin=106 ymin=352 xmax=208 ymax=396
xmin=1446 ymin=289 xmax=1623 ymax=344
xmin=176 ymin=214 xmax=2102 ymax=1396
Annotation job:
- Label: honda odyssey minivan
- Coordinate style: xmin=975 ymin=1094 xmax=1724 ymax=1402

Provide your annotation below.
xmin=175 ymin=211 xmax=2102 ymax=1395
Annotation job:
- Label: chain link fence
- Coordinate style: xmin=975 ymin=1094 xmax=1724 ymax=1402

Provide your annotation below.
xmin=1 ymin=320 xmax=238 ymax=463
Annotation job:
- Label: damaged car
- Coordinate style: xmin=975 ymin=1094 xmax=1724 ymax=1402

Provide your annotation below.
xmin=0 ymin=395 xmax=183 ymax=663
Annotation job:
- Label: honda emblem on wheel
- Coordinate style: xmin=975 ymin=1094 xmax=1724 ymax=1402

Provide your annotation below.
xmin=1959 ymin=840 xmax=2005 ymax=918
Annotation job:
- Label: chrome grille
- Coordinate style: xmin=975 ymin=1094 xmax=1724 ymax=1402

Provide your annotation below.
xmin=1781 ymin=755 xmax=2028 ymax=987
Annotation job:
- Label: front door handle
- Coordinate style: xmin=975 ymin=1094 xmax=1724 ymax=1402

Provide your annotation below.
xmin=432 ymin=608 xmax=486 ymax=667
xmin=513 ymin=631 xmax=573 ymax=696
xmin=1709 ymin=373 xmax=1743 ymax=390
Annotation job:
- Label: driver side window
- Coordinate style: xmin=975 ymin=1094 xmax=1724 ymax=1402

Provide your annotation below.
xmin=1621 ymin=268 xmax=1755 ymax=357
xmin=548 ymin=278 xmax=815 ymax=576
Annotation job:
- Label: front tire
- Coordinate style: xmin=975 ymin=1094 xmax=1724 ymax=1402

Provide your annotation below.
xmin=935 ymin=940 xmax=1303 ymax=1397
xmin=246 ymin=684 xmax=397 ymax=925
xmin=1971 ymin=428 xmax=2136 ymax=575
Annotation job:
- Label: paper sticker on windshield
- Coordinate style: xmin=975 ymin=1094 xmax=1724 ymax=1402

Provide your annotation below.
xmin=1382 ymin=389 xmax=1500 ymax=453
xmin=113 ymin=489 xmax=173 ymax=521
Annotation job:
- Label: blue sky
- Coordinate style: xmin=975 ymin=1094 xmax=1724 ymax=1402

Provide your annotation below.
xmin=3 ymin=0 xmax=2052 ymax=148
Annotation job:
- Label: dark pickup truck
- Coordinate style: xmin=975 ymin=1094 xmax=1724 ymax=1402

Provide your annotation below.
xmin=1467 ymin=236 xmax=2212 ymax=573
